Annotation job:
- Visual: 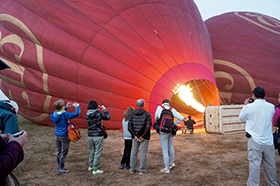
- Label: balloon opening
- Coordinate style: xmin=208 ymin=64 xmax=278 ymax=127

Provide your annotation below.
xmin=170 ymin=79 xmax=219 ymax=118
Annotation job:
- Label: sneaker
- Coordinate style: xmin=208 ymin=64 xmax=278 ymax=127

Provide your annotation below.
xmin=160 ymin=167 xmax=170 ymax=173
xmin=139 ymin=172 xmax=144 ymax=175
xmin=58 ymin=167 xmax=70 ymax=173
xmin=129 ymin=170 xmax=136 ymax=173
xmin=169 ymin=163 xmax=175 ymax=169
xmin=88 ymin=166 xmax=94 ymax=171
xmin=124 ymin=166 xmax=131 ymax=170
xmin=120 ymin=164 xmax=124 ymax=169
xmin=92 ymin=169 xmax=103 ymax=175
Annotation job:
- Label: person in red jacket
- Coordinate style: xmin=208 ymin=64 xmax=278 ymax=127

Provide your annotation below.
xmin=0 ymin=130 xmax=28 ymax=184
xmin=272 ymin=93 xmax=280 ymax=127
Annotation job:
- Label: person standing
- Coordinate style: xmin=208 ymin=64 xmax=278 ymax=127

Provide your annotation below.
xmin=272 ymin=93 xmax=280 ymax=152
xmin=239 ymin=87 xmax=279 ymax=186
xmin=184 ymin=115 xmax=196 ymax=134
xmin=272 ymin=93 xmax=280 ymax=128
xmin=0 ymin=59 xmax=26 ymax=185
xmin=86 ymin=100 xmax=110 ymax=175
xmin=155 ymin=99 xmax=184 ymax=173
xmin=128 ymin=99 xmax=152 ymax=175
xmin=120 ymin=107 xmax=134 ymax=170
xmin=50 ymin=100 xmax=80 ymax=173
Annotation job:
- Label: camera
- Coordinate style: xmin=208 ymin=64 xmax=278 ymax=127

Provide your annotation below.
xmin=248 ymin=98 xmax=254 ymax=103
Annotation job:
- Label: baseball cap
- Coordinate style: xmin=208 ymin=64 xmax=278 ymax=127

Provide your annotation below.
xmin=1 ymin=100 xmax=19 ymax=113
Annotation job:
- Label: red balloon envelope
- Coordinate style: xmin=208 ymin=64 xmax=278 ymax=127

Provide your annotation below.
xmin=205 ymin=12 xmax=280 ymax=106
xmin=0 ymin=0 xmax=219 ymax=129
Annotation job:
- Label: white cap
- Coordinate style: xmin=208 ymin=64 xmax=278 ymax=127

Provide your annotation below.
xmin=3 ymin=100 xmax=19 ymax=113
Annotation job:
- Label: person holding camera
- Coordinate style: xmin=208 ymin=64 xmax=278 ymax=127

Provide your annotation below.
xmin=50 ymin=100 xmax=80 ymax=173
xmin=239 ymin=87 xmax=278 ymax=186
xmin=86 ymin=100 xmax=110 ymax=175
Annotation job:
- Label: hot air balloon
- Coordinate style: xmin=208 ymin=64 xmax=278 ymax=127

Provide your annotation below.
xmin=0 ymin=0 xmax=219 ymax=129
xmin=0 ymin=59 xmax=9 ymax=70
xmin=205 ymin=12 xmax=280 ymax=106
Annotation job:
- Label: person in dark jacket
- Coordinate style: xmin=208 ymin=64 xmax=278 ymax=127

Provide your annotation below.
xmin=0 ymin=100 xmax=19 ymax=134
xmin=86 ymin=100 xmax=110 ymax=175
xmin=0 ymin=60 xmax=26 ymax=185
xmin=184 ymin=115 xmax=196 ymax=134
xmin=128 ymin=99 xmax=152 ymax=175
xmin=0 ymin=130 xmax=27 ymax=184
xmin=50 ymin=100 xmax=80 ymax=173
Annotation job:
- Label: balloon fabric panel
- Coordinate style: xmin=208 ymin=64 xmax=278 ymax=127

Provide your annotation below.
xmin=206 ymin=12 xmax=280 ymax=105
xmin=0 ymin=0 xmax=219 ymax=129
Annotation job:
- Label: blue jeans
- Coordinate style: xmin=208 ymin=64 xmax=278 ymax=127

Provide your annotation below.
xmin=159 ymin=132 xmax=174 ymax=168
xmin=55 ymin=136 xmax=70 ymax=169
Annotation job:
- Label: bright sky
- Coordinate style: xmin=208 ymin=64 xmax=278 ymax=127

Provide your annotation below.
xmin=193 ymin=0 xmax=280 ymax=21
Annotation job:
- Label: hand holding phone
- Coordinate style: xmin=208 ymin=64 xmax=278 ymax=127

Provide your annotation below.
xmin=73 ymin=102 xmax=79 ymax=107
xmin=8 ymin=130 xmax=28 ymax=147
xmin=100 ymin=105 xmax=106 ymax=110
xmin=11 ymin=131 xmax=23 ymax=137
xmin=1 ymin=131 xmax=23 ymax=141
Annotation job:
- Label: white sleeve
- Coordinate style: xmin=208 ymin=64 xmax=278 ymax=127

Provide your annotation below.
xmin=172 ymin=108 xmax=184 ymax=125
xmin=155 ymin=106 xmax=162 ymax=120
xmin=238 ymin=105 xmax=248 ymax=121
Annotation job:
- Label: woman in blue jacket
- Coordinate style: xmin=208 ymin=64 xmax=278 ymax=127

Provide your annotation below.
xmin=50 ymin=100 xmax=80 ymax=173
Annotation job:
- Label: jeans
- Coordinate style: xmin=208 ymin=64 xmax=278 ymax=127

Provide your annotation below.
xmin=130 ymin=138 xmax=149 ymax=173
xmin=159 ymin=132 xmax=174 ymax=168
xmin=88 ymin=136 xmax=104 ymax=171
xmin=56 ymin=136 xmax=70 ymax=169
xmin=121 ymin=139 xmax=132 ymax=166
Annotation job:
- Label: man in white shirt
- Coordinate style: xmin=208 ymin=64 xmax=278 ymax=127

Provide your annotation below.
xmin=155 ymin=99 xmax=184 ymax=173
xmin=239 ymin=87 xmax=278 ymax=186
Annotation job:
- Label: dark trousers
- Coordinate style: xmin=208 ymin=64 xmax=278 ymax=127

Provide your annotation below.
xmin=56 ymin=136 xmax=70 ymax=169
xmin=121 ymin=139 xmax=132 ymax=166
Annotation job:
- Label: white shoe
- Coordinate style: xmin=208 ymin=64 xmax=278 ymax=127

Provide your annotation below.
xmin=160 ymin=167 xmax=170 ymax=173
xmin=169 ymin=163 xmax=175 ymax=169
xmin=92 ymin=169 xmax=103 ymax=175
xmin=88 ymin=166 xmax=94 ymax=171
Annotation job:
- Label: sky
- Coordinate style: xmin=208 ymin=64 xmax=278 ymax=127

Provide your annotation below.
xmin=193 ymin=0 xmax=280 ymax=21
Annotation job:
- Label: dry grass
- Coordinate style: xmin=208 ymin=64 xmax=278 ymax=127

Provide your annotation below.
xmin=13 ymin=116 xmax=280 ymax=186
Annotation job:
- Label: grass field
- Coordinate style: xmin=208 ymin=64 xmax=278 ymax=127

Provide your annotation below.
xmin=12 ymin=116 xmax=280 ymax=186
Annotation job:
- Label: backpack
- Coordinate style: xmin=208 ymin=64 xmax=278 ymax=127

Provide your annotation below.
xmin=63 ymin=114 xmax=81 ymax=142
xmin=158 ymin=106 xmax=174 ymax=133
xmin=67 ymin=121 xmax=81 ymax=143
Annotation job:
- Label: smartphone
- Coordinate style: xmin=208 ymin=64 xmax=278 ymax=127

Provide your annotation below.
xmin=12 ymin=131 xmax=23 ymax=137
xmin=1 ymin=131 xmax=23 ymax=140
